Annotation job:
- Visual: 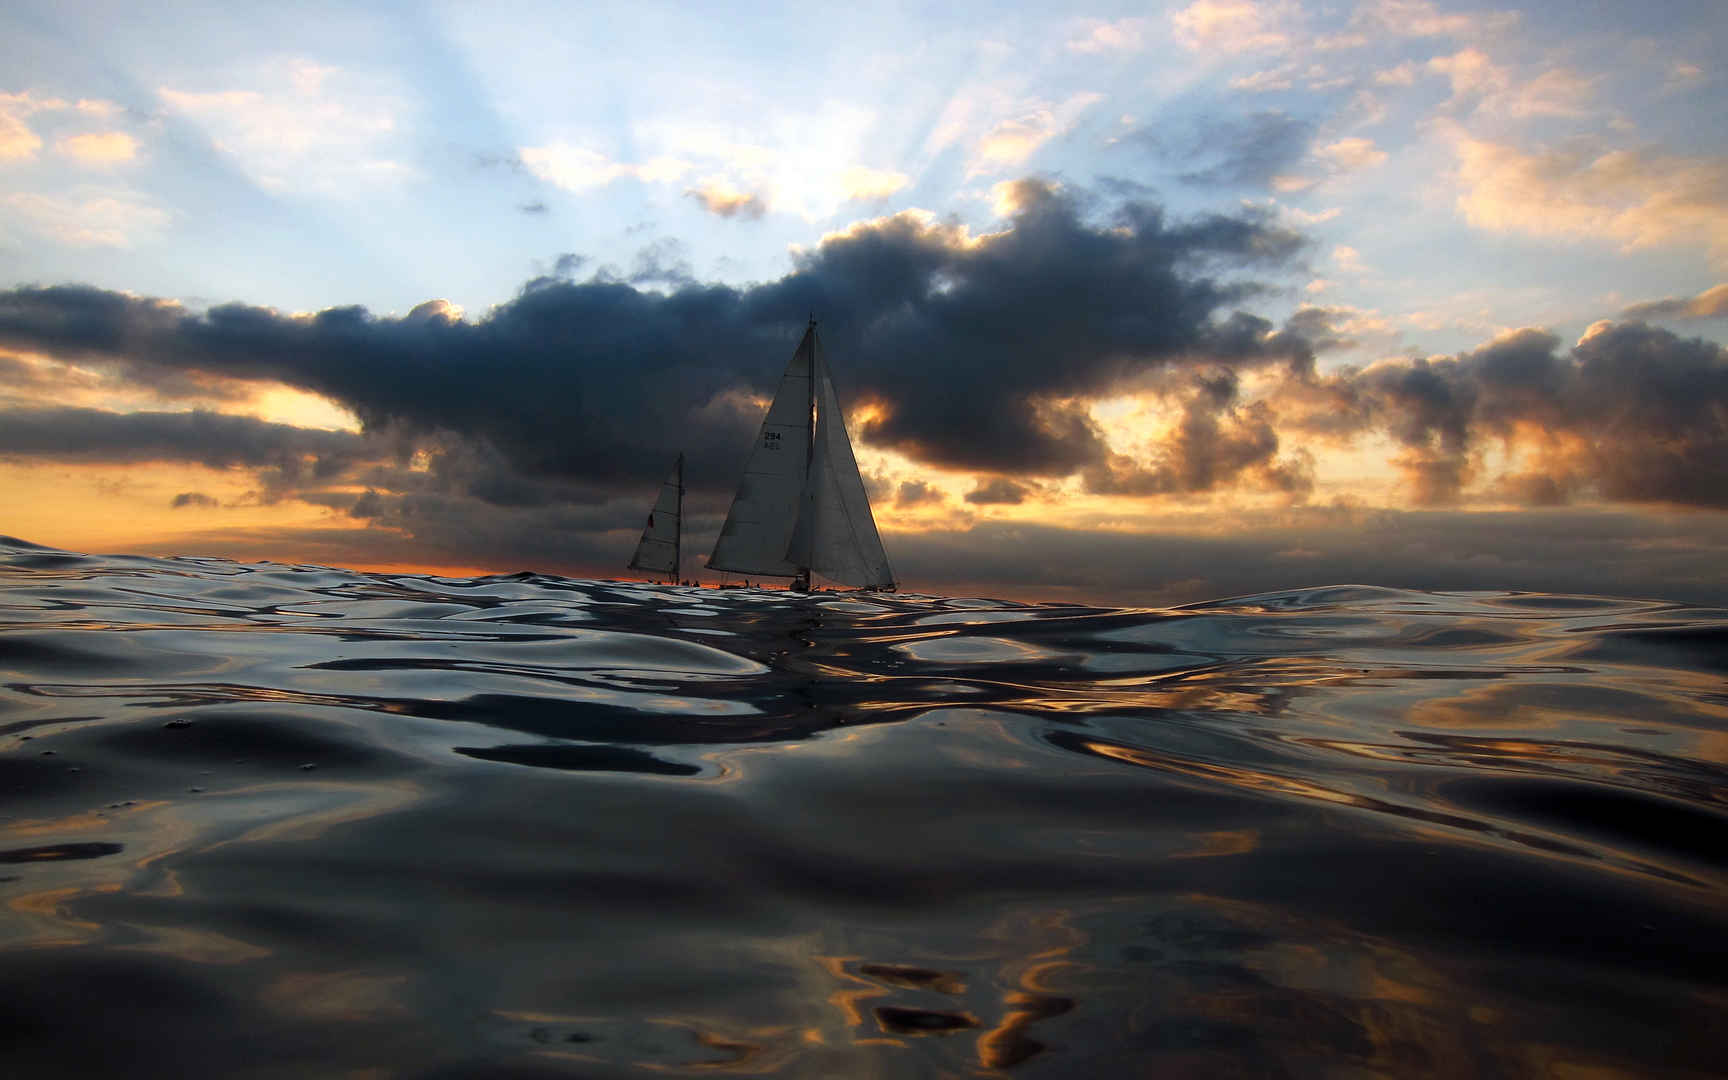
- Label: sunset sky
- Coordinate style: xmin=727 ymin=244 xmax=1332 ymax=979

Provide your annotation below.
xmin=2 ymin=0 xmax=1726 ymax=604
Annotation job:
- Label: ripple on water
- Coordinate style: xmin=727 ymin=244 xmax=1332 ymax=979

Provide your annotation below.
xmin=2 ymin=543 xmax=1726 ymax=1077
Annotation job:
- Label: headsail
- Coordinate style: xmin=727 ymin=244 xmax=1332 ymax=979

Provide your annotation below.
xmin=788 ymin=357 xmax=895 ymax=588
xmin=628 ymin=452 xmax=684 ymax=581
xmin=709 ymin=322 xmax=896 ymax=590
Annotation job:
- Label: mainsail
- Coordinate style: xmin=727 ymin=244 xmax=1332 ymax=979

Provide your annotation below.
xmin=628 ymin=452 xmax=684 ymax=582
xmin=709 ymin=322 xmax=895 ymax=590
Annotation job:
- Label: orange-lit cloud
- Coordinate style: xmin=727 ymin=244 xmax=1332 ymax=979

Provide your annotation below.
xmin=1315 ymin=137 xmax=1386 ymax=173
xmin=1451 ymin=135 xmax=1728 ymax=266
xmin=521 ymin=143 xmax=688 ymax=192
xmin=969 ymin=94 xmax=1102 ymax=174
xmin=1 ymin=191 xmax=168 ymax=247
xmin=1066 ymin=17 xmax=1151 ymax=54
xmin=686 ymin=179 xmax=767 ymax=220
xmin=0 ymin=104 xmax=42 ymax=161
xmin=56 ymin=131 xmax=139 ymax=165
xmin=1172 ymin=0 xmax=1297 ymax=54
xmin=838 ymin=166 xmax=908 ymax=202
xmin=1622 ymin=283 xmax=1728 ymax=321
xmin=0 ymin=91 xmax=126 ymax=163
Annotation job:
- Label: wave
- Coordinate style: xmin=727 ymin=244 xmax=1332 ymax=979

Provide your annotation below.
xmin=2 ymin=539 xmax=1725 ymax=1076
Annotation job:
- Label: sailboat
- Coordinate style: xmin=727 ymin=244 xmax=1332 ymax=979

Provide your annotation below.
xmin=708 ymin=319 xmax=896 ymax=592
xmin=628 ymin=452 xmax=684 ymax=584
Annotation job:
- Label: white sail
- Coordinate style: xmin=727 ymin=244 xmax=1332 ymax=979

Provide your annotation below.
xmin=628 ymin=453 xmax=683 ymax=578
xmin=707 ymin=331 xmax=814 ymax=578
xmin=709 ymin=322 xmax=896 ymax=589
xmin=789 ymin=356 xmax=895 ymax=587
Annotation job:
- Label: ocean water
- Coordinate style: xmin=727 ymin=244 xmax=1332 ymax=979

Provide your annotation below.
xmin=2 ymin=536 xmax=1725 ymax=1078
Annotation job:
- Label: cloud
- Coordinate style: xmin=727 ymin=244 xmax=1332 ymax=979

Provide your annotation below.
xmin=518 ymin=201 xmax=549 ymax=215
xmin=1314 ymin=137 xmax=1386 ymax=173
xmin=838 ymin=166 xmax=909 ymax=202
xmin=170 ymin=492 xmax=220 ymax=509
xmin=5 ymin=288 xmax=1724 ymax=587
xmin=1158 ymin=111 xmax=1315 ymax=190
xmin=1172 ymin=0 xmax=1297 ymax=54
xmin=0 ymin=405 xmax=365 ymax=473
xmin=18 ymin=176 xmax=1725 ymax=584
xmin=1226 ymin=67 xmax=1297 ymax=93
xmin=1427 ymin=50 xmax=1595 ymax=118
xmin=1085 ymin=370 xmax=1311 ymax=497
xmin=1 ymin=191 xmax=169 ymax=247
xmin=1373 ymin=62 xmax=1421 ymax=87
xmin=1264 ymin=136 xmax=1387 ymax=191
xmin=965 ymin=477 xmax=1030 ymax=505
xmin=895 ymin=479 xmax=944 ymax=506
xmin=1349 ymin=0 xmax=1517 ymax=41
xmin=1282 ymin=322 xmax=1728 ymax=508
xmin=685 ymin=180 xmax=767 ymax=220
xmin=1067 ymin=17 xmax=1151 ymax=54
xmin=159 ymin=59 xmax=410 ymax=195
xmin=515 ymin=131 xmax=899 ymax=221
xmin=519 ymin=142 xmax=688 ymax=193
xmin=1622 ymin=284 xmax=1728 ymax=321
xmin=56 ymin=131 xmax=138 ymax=165
xmin=0 ymin=102 xmax=43 ymax=162
xmin=1451 ymin=136 xmax=1728 ymax=266
xmin=0 ymin=179 xmax=1308 ymax=500
xmin=1 ymin=91 xmax=130 ymax=165
xmin=970 ymin=93 xmax=1103 ymax=174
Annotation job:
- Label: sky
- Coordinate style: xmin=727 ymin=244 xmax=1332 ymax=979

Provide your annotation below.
xmin=2 ymin=0 xmax=1726 ymax=605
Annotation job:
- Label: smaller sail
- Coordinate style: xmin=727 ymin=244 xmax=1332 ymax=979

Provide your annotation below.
xmin=629 ymin=453 xmax=683 ymax=578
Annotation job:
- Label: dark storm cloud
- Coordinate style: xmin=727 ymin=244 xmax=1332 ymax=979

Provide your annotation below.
xmin=1131 ymin=111 xmax=1315 ymax=190
xmin=0 ymin=405 xmax=363 ymax=468
xmin=1280 ymin=322 xmax=1728 ymax=508
xmin=619 ymin=238 xmax=693 ymax=286
xmin=965 ymin=477 xmax=1031 ymax=505
xmin=0 ymin=177 xmax=1309 ymax=496
xmin=895 ymin=479 xmax=944 ymax=507
xmin=1621 ymin=284 xmax=1728 ymax=321
xmin=1085 ymin=371 xmax=1311 ymax=498
xmin=331 ymin=484 xmax=731 ymax=576
xmin=770 ymin=180 xmax=1308 ymax=472
xmin=0 ymin=353 xmax=70 ymax=401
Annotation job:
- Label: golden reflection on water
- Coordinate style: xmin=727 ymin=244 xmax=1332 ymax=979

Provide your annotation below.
xmin=0 ymin=779 xmax=424 ymax=963
xmin=258 ymin=971 xmax=411 ymax=1022
xmin=1072 ymin=735 xmax=1722 ymax=889
xmin=117 ymin=923 xmax=271 ymax=965
xmin=1172 ymin=828 xmax=1261 ymax=859
xmin=6 ymin=555 xmax=1727 ymax=1076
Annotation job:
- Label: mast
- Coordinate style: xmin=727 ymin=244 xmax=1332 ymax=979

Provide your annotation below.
xmin=673 ymin=451 xmax=684 ymax=585
xmin=794 ymin=317 xmax=818 ymax=591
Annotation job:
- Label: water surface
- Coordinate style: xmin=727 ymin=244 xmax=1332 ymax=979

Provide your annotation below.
xmin=2 ymin=538 xmax=1725 ymax=1076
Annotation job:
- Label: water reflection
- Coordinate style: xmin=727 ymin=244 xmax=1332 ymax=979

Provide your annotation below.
xmin=3 ymin=538 xmax=1727 ymax=1076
